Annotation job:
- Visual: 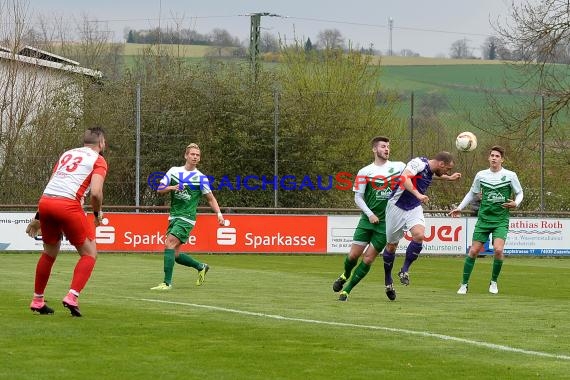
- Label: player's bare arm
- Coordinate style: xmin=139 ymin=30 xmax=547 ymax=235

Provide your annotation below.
xmin=157 ymin=185 xmax=181 ymax=195
xmin=25 ymin=211 xmax=41 ymax=237
xmin=448 ymin=208 xmax=462 ymax=218
xmin=205 ymin=192 xmax=225 ymax=225
xmin=501 ymin=199 xmax=517 ymax=209
xmin=90 ymin=173 xmax=105 ymax=226
xmin=448 ymin=189 xmax=475 ymax=218
xmin=435 ymin=172 xmax=462 ymax=181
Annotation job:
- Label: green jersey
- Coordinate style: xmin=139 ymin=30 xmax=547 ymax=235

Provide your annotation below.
xmin=354 ymin=161 xmax=406 ymax=225
xmin=471 ymin=167 xmax=522 ymax=224
xmin=160 ymin=166 xmax=211 ymax=224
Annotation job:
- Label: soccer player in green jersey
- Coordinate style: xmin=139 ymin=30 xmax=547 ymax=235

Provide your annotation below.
xmin=332 ymin=136 xmax=406 ymax=301
xmin=449 ymin=146 xmax=523 ymax=295
xmin=151 ymin=143 xmax=225 ymax=290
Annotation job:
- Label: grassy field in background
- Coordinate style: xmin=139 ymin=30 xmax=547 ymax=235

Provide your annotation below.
xmin=380 ymin=64 xmax=519 ymax=91
xmin=377 ymin=56 xmax=507 ymax=66
xmin=121 ymin=43 xmax=241 ymax=69
xmin=1 ymin=253 xmax=568 ymax=379
xmin=123 ymin=43 xmax=239 ymax=57
xmin=121 ymin=43 xmax=526 ymax=104
xmin=376 ymin=63 xmax=535 ymax=141
xmin=122 ymin=43 xmax=504 ymax=65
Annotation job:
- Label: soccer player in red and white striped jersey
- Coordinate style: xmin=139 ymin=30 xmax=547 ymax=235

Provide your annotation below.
xmin=27 ymin=127 xmax=108 ymax=317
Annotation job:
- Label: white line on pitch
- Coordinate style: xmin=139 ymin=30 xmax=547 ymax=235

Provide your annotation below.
xmin=136 ymin=297 xmax=570 ymax=361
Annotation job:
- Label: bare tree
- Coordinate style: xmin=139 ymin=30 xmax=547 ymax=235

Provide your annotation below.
xmin=496 ymin=0 xmax=570 ymax=64
xmin=484 ymin=0 xmax=570 ymax=209
xmin=494 ymin=0 xmax=570 ymax=115
xmin=0 ymin=0 xmax=69 ymax=199
xmin=259 ymin=32 xmax=279 ymax=53
xmin=0 ymin=0 xmax=108 ymax=202
xmin=208 ymin=28 xmax=240 ymax=47
xmin=481 ymin=36 xmax=513 ymax=60
xmin=0 ymin=0 xmax=30 ymax=50
xmin=400 ymin=48 xmax=420 ymax=57
xmin=449 ymin=38 xmax=474 ymax=59
xmin=316 ymin=29 xmax=345 ymax=50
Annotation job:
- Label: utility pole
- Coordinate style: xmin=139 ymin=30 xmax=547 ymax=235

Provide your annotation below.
xmin=388 ymin=17 xmax=394 ymax=56
xmin=249 ymin=13 xmax=263 ymax=76
xmin=248 ymin=12 xmax=284 ymax=79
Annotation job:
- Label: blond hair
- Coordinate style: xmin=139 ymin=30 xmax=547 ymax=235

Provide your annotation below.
xmin=186 ymin=143 xmax=200 ymax=151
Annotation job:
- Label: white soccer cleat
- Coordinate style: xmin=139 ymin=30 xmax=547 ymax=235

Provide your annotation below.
xmin=489 ymin=281 xmax=499 ymax=294
xmin=150 ymin=282 xmax=172 ymax=290
xmin=457 ymin=284 xmax=468 ymax=295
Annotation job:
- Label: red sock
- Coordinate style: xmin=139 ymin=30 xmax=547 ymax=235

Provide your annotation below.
xmin=70 ymin=256 xmax=96 ymax=293
xmin=34 ymin=253 xmax=56 ymax=295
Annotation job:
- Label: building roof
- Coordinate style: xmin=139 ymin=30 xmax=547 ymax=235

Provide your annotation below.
xmin=0 ymin=45 xmax=102 ymax=78
xmin=18 ymin=45 xmax=80 ymax=66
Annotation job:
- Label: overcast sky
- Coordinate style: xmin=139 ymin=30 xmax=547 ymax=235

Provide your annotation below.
xmin=26 ymin=0 xmax=518 ymax=58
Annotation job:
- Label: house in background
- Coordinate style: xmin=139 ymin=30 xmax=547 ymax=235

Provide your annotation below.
xmin=0 ymin=45 xmax=102 ymax=123
xmin=0 ymin=45 xmax=101 ymax=78
xmin=0 ymin=45 xmax=102 ymax=169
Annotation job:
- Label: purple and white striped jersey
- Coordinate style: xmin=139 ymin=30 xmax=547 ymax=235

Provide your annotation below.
xmin=389 ymin=157 xmax=433 ymax=211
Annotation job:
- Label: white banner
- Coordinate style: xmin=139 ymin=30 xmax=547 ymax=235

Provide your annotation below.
xmin=466 ymin=217 xmax=570 ymax=255
xmin=327 ymin=216 xmax=467 ymax=255
xmin=0 ymin=213 xmax=76 ymax=251
xmin=327 ymin=216 xmax=570 ymax=256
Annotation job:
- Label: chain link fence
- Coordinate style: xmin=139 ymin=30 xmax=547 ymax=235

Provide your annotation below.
xmin=1 ymin=79 xmax=568 ymax=212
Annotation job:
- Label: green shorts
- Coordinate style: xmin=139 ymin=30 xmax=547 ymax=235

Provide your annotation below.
xmin=472 ymin=219 xmax=508 ymax=243
xmin=166 ymin=218 xmax=195 ymax=243
xmin=352 ymin=219 xmax=387 ymax=252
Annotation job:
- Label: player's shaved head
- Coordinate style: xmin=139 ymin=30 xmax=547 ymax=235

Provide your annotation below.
xmin=434 ymin=151 xmax=454 ymax=165
xmin=84 ymin=126 xmax=106 ymax=145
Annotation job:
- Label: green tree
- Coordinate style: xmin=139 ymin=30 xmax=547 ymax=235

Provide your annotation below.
xmin=304 ymin=37 xmax=313 ymax=52
xmin=276 ymin=46 xmax=400 ymax=207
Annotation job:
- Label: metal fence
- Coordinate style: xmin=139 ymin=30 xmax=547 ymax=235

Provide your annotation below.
xmin=1 ymin=84 xmax=568 ymax=212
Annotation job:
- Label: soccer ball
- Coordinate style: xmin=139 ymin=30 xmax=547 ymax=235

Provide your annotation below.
xmin=455 ymin=132 xmax=477 ymax=152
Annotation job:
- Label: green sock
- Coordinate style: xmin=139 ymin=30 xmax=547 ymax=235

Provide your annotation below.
xmin=343 ymin=256 xmax=358 ymax=279
xmin=462 ymin=256 xmax=476 ymax=285
xmin=175 ymin=253 xmax=203 ymax=270
xmin=491 ymin=259 xmax=503 ymax=282
xmin=163 ymin=249 xmax=175 ymax=285
xmin=344 ymin=261 xmax=371 ymax=293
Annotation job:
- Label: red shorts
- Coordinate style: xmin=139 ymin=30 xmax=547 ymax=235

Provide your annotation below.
xmin=38 ymin=196 xmax=94 ymax=246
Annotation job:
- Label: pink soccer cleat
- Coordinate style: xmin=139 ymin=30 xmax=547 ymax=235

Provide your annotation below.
xmin=30 ymin=297 xmax=54 ymax=315
xmin=62 ymin=293 xmax=82 ymax=317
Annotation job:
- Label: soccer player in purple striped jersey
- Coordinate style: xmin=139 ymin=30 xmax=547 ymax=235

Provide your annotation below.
xmin=382 ymin=152 xmax=461 ymax=291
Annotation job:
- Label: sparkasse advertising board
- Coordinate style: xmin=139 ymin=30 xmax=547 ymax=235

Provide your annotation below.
xmin=1 ymin=213 xmax=569 ymax=255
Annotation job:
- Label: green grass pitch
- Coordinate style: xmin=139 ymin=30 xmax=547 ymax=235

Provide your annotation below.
xmin=1 ymin=253 xmax=569 ymax=379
